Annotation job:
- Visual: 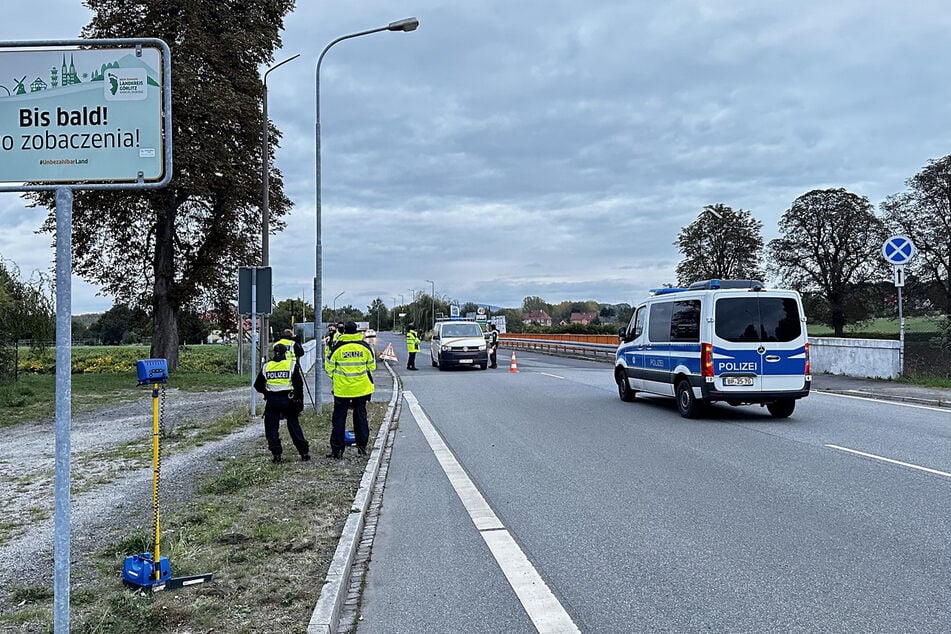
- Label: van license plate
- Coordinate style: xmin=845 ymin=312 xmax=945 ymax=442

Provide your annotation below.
xmin=724 ymin=376 xmax=753 ymax=386
xmin=459 ymin=359 xmax=472 ymax=364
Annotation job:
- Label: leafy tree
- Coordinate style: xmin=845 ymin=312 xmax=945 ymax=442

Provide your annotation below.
xmin=880 ymin=155 xmax=951 ymax=317
xmin=30 ymin=0 xmax=295 ymax=369
xmin=87 ymin=303 xmax=149 ymax=345
xmin=0 ymin=258 xmax=55 ymax=346
xmin=675 ymin=204 xmax=764 ymax=286
xmin=767 ymin=188 xmax=887 ymax=336
xmin=366 ymin=298 xmax=391 ymax=331
xmin=522 ymin=296 xmax=551 ymax=314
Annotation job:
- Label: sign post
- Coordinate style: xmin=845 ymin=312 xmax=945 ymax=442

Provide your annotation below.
xmin=882 ymin=235 xmax=916 ymax=376
xmin=238 ymin=266 xmax=272 ymax=417
xmin=0 ymin=38 xmax=172 ymax=633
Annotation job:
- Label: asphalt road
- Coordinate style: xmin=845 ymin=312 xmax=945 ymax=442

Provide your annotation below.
xmin=356 ymin=333 xmax=951 ymax=633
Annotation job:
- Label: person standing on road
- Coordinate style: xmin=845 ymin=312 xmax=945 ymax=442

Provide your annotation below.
xmin=486 ymin=323 xmax=500 ymax=368
xmin=405 ymin=323 xmax=420 ymax=371
xmin=276 ymin=328 xmax=304 ymax=367
xmin=254 ymin=343 xmax=310 ymax=463
xmin=324 ymin=321 xmax=376 ymax=458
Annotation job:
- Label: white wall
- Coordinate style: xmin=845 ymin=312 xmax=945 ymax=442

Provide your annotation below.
xmin=809 ymin=337 xmax=901 ymax=379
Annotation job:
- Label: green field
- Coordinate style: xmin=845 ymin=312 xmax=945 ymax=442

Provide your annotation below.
xmin=806 ymin=316 xmax=941 ymax=337
xmin=0 ymin=344 xmax=248 ymax=427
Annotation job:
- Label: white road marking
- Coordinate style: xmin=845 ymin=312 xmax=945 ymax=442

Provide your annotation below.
xmin=815 ymin=390 xmax=951 ymax=414
xmin=540 ymin=372 xmax=566 ymax=380
xmin=404 ymin=391 xmax=580 ymax=634
xmin=826 ymin=444 xmax=951 ymax=479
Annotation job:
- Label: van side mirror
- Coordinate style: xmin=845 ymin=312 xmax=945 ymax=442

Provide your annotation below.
xmin=618 ymin=327 xmax=627 ymax=342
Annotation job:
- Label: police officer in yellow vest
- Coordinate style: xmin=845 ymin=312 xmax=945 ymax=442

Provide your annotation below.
xmin=276 ymin=328 xmax=304 ymax=367
xmin=405 ymin=323 xmax=420 ymax=371
xmin=324 ymin=321 xmax=376 ymax=457
xmin=254 ymin=343 xmax=310 ymax=463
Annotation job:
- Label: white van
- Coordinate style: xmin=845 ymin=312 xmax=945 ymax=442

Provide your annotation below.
xmin=614 ymin=280 xmax=811 ymax=418
xmin=431 ymin=320 xmax=489 ymax=370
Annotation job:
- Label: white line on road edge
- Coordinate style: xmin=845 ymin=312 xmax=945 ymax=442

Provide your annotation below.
xmin=404 ymin=391 xmax=580 ymax=634
xmin=308 ymin=362 xmax=401 ymax=634
xmin=540 ymin=372 xmax=566 ymax=380
xmin=826 ymin=444 xmax=951 ymax=479
xmin=815 ymin=390 xmax=951 ymax=414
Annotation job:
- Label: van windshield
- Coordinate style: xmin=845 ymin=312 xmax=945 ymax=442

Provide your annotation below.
xmin=714 ymin=297 xmax=802 ymax=343
xmin=441 ymin=323 xmax=484 ymax=338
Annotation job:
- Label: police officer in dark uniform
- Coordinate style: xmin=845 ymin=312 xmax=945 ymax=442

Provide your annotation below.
xmin=254 ymin=343 xmax=310 ymax=463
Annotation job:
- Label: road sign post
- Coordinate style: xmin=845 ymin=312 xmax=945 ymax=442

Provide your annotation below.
xmin=882 ymin=236 xmax=916 ymax=376
xmin=0 ymin=38 xmax=172 ymax=634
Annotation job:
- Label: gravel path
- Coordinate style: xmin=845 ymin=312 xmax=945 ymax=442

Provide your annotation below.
xmin=0 ymin=385 xmax=258 ymax=611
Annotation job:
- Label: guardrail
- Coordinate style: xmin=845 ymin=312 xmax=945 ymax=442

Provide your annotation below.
xmin=500 ymin=334 xmax=617 ymax=360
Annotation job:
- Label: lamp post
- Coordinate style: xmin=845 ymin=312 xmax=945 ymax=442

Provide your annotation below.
xmin=333 ymin=291 xmax=345 ymax=321
xmin=260 ymin=53 xmax=299 ymax=364
xmin=425 ymin=279 xmax=435 ymax=330
xmin=314 ymin=17 xmax=419 ymax=409
xmin=392 ymin=296 xmax=397 ymax=331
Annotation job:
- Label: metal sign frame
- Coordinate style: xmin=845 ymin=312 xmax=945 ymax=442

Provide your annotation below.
xmin=0 ymin=37 xmax=173 ymax=634
xmin=0 ymin=38 xmax=172 ymax=191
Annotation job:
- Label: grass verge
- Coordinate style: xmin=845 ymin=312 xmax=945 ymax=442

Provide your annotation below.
xmin=2 ymin=402 xmax=387 ymax=634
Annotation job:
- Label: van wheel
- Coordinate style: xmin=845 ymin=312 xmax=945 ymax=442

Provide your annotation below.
xmin=616 ymin=369 xmax=636 ymax=402
xmin=766 ymin=399 xmax=795 ymax=418
xmin=676 ymin=379 xmax=702 ymax=418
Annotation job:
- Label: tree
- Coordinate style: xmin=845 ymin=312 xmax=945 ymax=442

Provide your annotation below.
xmin=87 ymin=304 xmax=150 ymax=345
xmin=767 ymin=188 xmax=887 ymax=336
xmin=30 ymin=0 xmax=295 ymax=369
xmin=675 ymin=204 xmax=764 ymax=286
xmin=522 ymin=296 xmax=550 ymax=314
xmin=0 ymin=258 xmax=55 ymax=346
xmin=367 ymin=298 xmax=390 ymax=331
xmin=880 ymin=155 xmax=951 ymax=317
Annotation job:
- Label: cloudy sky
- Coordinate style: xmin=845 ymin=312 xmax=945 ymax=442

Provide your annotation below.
xmin=2 ymin=1 xmax=950 ymax=315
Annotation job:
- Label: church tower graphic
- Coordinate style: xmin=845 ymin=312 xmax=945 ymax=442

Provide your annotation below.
xmin=60 ymin=53 xmax=80 ymax=86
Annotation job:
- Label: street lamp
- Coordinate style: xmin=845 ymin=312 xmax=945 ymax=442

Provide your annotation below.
xmin=260 ymin=53 xmax=299 ymax=364
xmin=333 ymin=291 xmax=345 ymax=320
xmin=314 ymin=17 xmax=419 ymax=409
xmin=425 ymin=279 xmax=435 ymax=330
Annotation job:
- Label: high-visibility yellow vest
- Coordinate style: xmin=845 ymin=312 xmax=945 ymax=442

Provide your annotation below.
xmin=276 ymin=338 xmax=298 ymax=365
xmin=263 ymin=359 xmax=293 ymax=392
xmin=406 ymin=329 xmax=420 ymax=353
xmin=324 ymin=333 xmax=376 ymax=398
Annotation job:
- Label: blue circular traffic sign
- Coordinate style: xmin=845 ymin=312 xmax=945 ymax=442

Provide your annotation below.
xmin=882 ymin=235 xmax=916 ymax=265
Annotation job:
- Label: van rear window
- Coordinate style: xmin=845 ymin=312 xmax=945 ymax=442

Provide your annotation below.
xmin=714 ymin=297 xmax=802 ymax=343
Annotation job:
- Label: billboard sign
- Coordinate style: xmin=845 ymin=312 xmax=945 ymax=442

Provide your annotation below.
xmin=0 ymin=39 xmax=170 ymax=189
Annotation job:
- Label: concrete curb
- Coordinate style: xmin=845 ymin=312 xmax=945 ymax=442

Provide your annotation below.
xmin=307 ymin=361 xmax=401 ymax=634
xmin=815 ymin=388 xmax=951 ymax=409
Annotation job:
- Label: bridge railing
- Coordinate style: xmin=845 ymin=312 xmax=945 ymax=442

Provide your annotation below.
xmin=499 ymin=333 xmax=617 ymax=361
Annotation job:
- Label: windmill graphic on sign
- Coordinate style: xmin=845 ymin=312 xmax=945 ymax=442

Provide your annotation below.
xmin=13 ymin=76 xmax=26 ymax=95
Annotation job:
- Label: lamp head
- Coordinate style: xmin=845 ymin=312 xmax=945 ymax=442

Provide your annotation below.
xmin=388 ymin=17 xmax=419 ymax=32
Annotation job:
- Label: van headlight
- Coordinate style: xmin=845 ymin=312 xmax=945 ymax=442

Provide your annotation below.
xmin=441 ymin=344 xmax=450 ymax=352
xmin=479 ymin=344 xmax=486 ymax=351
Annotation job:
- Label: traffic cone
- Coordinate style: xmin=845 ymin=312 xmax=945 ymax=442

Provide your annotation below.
xmin=509 ymin=351 xmax=519 ymax=373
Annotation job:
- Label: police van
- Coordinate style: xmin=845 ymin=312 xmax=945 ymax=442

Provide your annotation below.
xmin=614 ymin=279 xmax=810 ymax=418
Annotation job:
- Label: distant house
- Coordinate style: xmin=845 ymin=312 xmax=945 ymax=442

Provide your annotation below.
xmin=30 ymin=77 xmax=48 ymax=92
xmin=523 ymin=310 xmax=552 ymax=327
xmin=569 ymin=311 xmax=598 ymax=325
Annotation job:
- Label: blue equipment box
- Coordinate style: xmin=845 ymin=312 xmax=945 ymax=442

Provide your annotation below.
xmin=122 ymin=553 xmax=171 ymax=588
xmin=344 ymin=429 xmax=355 ymax=445
xmin=137 ymin=358 xmax=169 ymax=384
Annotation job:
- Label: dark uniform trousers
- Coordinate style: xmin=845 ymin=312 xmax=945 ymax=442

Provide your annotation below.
xmin=330 ymin=395 xmax=370 ymax=453
xmin=264 ymin=390 xmax=310 ymax=458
